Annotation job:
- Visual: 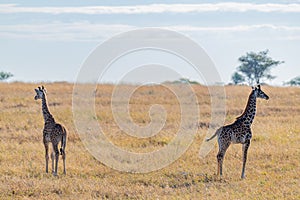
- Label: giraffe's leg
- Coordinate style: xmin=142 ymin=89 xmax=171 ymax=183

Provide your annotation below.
xmin=62 ymin=150 xmax=66 ymax=175
xmin=61 ymin=133 xmax=66 ymax=175
xmin=44 ymin=142 xmax=49 ymax=173
xmin=52 ymin=144 xmax=59 ymax=176
xmin=217 ymin=154 xmax=220 ymax=175
xmin=241 ymin=140 xmax=251 ymax=179
xmin=217 ymin=151 xmax=224 ymax=176
xmin=217 ymin=141 xmax=230 ymax=177
xmin=51 ymin=151 xmax=55 ymax=173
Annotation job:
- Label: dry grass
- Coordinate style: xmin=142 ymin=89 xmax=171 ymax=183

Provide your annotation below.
xmin=0 ymin=83 xmax=299 ymax=199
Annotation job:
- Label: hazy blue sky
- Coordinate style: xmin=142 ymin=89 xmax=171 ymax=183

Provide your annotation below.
xmin=1 ymin=0 xmax=300 ymax=85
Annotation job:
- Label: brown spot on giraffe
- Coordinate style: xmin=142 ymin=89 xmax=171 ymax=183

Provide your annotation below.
xmin=34 ymin=86 xmax=67 ymax=176
xmin=206 ymin=85 xmax=269 ymax=179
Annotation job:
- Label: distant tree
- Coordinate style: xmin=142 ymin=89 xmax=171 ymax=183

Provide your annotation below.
xmin=231 ymin=72 xmax=245 ymax=85
xmin=233 ymin=50 xmax=284 ymax=85
xmin=180 ymin=78 xmax=200 ymax=84
xmin=171 ymin=78 xmax=200 ymax=85
xmin=285 ymin=76 xmax=300 ymax=86
xmin=0 ymin=71 xmax=13 ymax=81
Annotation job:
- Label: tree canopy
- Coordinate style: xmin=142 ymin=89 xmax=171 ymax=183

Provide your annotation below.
xmin=232 ymin=50 xmax=283 ymax=85
xmin=0 ymin=71 xmax=13 ymax=81
xmin=231 ymin=72 xmax=245 ymax=85
xmin=285 ymin=76 xmax=300 ymax=86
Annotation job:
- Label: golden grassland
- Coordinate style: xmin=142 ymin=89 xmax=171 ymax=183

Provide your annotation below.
xmin=0 ymin=82 xmax=299 ymax=199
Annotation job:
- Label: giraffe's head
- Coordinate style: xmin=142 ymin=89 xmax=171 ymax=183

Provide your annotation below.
xmin=252 ymin=85 xmax=269 ymax=100
xmin=34 ymin=86 xmax=46 ymax=100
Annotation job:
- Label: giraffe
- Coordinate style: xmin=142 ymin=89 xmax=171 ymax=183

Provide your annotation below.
xmin=206 ymin=85 xmax=269 ymax=179
xmin=34 ymin=86 xmax=67 ymax=176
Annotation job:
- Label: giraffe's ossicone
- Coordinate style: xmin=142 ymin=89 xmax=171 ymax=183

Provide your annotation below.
xmin=34 ymin=85 xmax=67 ymax=176
xmin=206 ymin=85 xmax=269 ymax=179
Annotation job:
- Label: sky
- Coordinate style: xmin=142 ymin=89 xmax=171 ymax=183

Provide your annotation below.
xmin=1 ymin=0 xmax=300 ymax=85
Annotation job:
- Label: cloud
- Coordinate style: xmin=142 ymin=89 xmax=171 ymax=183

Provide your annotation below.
xmin=1 ymin=22 xmax=300 ymax=41
xmin=0 ymin=22 xmax=134 ymax=41
xmin=170 ymin=24 xmax=300 ymax=32
xmin=0 ymin=3 xmax=300 ymax=15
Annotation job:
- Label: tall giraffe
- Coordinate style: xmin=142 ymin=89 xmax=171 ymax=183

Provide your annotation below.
xmin=34 ymin=86 xmax=67 ymax=175
xmin=206 ymin=85 xmax=269 ymax=179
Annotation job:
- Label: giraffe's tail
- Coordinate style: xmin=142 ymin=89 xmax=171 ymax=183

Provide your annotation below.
xmin=206 ymin=128 xmax=221 ymax=142
xmin=60 ymin=127 xmax=67 ymax=155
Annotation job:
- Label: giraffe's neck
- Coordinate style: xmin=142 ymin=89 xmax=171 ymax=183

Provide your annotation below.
xmin=236 ymin=91 xmax=257 ymax=125
xmin=42 ymin=95 xmax=55 ymax=124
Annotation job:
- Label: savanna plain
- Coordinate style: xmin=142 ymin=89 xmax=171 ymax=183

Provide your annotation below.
xmin=0 ymin=83 xmax=299 ymax=199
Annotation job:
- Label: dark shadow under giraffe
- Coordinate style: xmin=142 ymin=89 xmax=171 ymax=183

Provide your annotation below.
xmin=34 ymin=86 xmax=67 ymax=176
xmin=206 ymin=85 xmax=269 ymax=179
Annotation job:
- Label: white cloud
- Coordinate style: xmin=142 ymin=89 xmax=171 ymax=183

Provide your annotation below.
xmin=0 ymin=22 xmax=135 ymax=41
xmin=0 ymin=3 xmax=300 ymax=14
xmin=1 ymin=22 xmax=300 ymax=41
xmin=170 ymin=24 xmax=300 ymax=32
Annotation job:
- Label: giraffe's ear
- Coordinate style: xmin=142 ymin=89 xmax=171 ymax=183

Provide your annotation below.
xmin=41 ymin=85 xmax=46 ymax=93
xmin=257 ymin=84 xmax=261 ymax=89
xmin=34 ymin=88 xmax=39 ymax=93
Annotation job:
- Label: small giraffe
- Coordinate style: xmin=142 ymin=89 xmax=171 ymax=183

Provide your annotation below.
xmin=34 ymin=86 xmax=67 ymax=175
xmin=206 ymin=85 xmax=269 ymax=179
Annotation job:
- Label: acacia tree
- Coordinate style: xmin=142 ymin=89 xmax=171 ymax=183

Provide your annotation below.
xmin=285 ymin=76 xmax=300 ymax=86
xmin=0 ymin=71 xmax=13 ymax=81
xmin=232 ymin=50 xmax=283 ymax=85
xmin=231 ymin=72 xmax=245 ymax=85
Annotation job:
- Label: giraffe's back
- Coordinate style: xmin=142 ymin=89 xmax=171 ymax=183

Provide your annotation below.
xmin=221 ymin=121 xmax=252 ymax=144
xmin=43 ymin=122 xmax=66 ymax=144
